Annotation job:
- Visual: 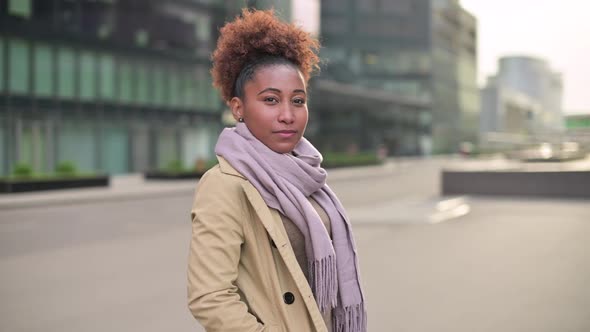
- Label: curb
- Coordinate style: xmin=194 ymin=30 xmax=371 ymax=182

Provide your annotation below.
xmin=0 ymin=185 xmax=196 ymax=211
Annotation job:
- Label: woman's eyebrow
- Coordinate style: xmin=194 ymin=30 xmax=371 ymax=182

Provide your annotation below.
xmin=257 ymin=87 xmax=281 ymax=95
xmin=293 ymin=89 xmax=306 ymax=95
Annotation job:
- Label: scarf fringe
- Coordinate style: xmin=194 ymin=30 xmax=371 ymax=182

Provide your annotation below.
xmin=333 ymin=303 xmax=367 ymax=332
xmin=309 ymin=255 xmax=338 ymax=313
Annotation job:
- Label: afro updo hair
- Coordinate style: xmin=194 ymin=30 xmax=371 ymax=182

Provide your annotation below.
xmin=211 ymin=9 xmax=321 ymax=102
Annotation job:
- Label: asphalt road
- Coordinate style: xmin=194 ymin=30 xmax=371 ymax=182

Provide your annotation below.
xmin=1 ymin=158 xmax=589 ymax=332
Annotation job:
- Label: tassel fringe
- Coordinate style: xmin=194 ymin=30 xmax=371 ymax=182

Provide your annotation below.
xmin=333 ymin=303 xmax=367 ymax=332
xmin=309 ymin=255 xmax=338 ymax=313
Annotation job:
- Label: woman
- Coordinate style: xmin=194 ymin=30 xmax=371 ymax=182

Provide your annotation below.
xmin=187 ymin=9 xmax=366 ymax=332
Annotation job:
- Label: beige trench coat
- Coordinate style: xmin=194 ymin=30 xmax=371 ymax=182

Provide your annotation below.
xmin=188 ymin=156 xmax=328 ymax=332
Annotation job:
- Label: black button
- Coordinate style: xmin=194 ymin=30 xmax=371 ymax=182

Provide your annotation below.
xmin=283 ymin=292 xmax=295 ymax=305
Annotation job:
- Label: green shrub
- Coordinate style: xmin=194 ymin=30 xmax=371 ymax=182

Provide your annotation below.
xmin=166 ymin=160 xmax=184 ymax=173
xmin=55 ymin=161 xmax=78 ymax=177
xmin=12 ymin=163 xmax=34 ymax=178
xmin=322 ymin=152 xmax=380 ymax=168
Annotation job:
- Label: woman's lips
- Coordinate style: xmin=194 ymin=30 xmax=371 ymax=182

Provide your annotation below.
xmin=274 ymin=130 xmax=297 ymax=138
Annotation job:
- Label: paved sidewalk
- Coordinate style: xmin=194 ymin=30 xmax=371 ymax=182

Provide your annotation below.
xmin=0 ymin=161 xmax=403 ymax=210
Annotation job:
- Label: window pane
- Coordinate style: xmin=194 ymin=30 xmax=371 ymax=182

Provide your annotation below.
xmin=80 ymin=51 xmax=96 ymax=101
xmin=9 ymin=39 xmax=30 ymax=94
xmin=58 ymin=47 xmax=76 ymax=99
xmin=152 ymin=64 xmax=167 ymax=106
xmin=195 ymin=12 xmax=211 ymax=42
xmin=136 ymin=63 xmax=149 ymax=104
xmin=208 ymin=81 xmax=219 ymax=110
xmin=194 ymin=67 xmax=206 ymax=109
xmin=118 ymin=60 xmax=134 ymax=103
xmin=168 ymin=67 xmax=181 ymax=108
xmin=9 ymin=0 xmax=32 ymax=18
xmin=188 ymin=71 xmax=199 ymax=109
xmin=99 ymin=54 xmax=114 ymax=100
xmin=34 ymin=43 xmax=53 ymax=97
xmin=0 ymin=38 xmax=4 ymax=92
xmin=182 ymin=69 xmax=195 ymax=109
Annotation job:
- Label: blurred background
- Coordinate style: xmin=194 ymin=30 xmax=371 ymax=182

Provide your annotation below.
xmin=1 ymin=1 xmax=589 ymax=331
xmin=0 ymin=0 xmax=587 ymax=176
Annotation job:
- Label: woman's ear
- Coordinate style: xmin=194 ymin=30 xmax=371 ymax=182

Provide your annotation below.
xmin=230 ymin=97 xmax=243 ymax=122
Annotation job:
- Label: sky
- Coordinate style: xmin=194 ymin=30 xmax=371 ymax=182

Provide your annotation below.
xmin=460 ymin=0 xmax=590 ymax=114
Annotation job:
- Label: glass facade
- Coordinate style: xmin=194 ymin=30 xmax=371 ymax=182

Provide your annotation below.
xmin=0 ymin=1 xmax=226 ymax=176
xmin=118 ymin=59 xmax=134 ymax=104
xmin=34 ymin=44 xmax=53 ymax=97
xmin=0 ymin=37 xmax=5 ymax=92
xmin=99 ymin=54 xmax=115 ymax=100
xmin=316 ymin=0 xmax=433 ymax=155
xmin=9 ymin=39 xmax=29 ymax=95
xmin=57 ymin=47 xmax=76 ymax=99
xmin=80 ymin=51 xmax=96 ymax=101
xmin=136 ymin=63 xmax=150 ymax=105
xmin=9 ymin=0 xmax=32 ymax=18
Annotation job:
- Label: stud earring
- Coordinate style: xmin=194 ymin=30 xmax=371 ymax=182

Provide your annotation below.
xmin=238 ymin=117 xmax=244 ymax=123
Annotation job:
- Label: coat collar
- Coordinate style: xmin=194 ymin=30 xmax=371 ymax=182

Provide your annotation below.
xmin=216 ymin=155 xmax=246 ymax=179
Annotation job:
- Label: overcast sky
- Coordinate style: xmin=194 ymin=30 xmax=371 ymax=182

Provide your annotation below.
xmin=460 ymin=0 xmax=590 ymax=114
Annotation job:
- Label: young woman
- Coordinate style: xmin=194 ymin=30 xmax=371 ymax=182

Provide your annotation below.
xmin=187 ymin=9 xmax=366 ymax=332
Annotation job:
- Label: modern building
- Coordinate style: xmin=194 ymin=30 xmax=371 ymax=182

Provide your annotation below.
xmin=431 ymin=0 xmax=479 ymax=152
xmin=316 ymin=0 xmax=478 ymax=155
xmin=480 ymin=56 xmax=564 ymax=141
xmin=0 ymin=0 xmax=227 ymax=177
xmin=480 ymin=77 xmax=541 ymax=136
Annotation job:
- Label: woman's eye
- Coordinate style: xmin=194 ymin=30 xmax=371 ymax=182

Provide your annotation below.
xmin=293 ymin=98 xmax=306 ymax=105
xmin=264 ymin=96 xmax=278 ymax=103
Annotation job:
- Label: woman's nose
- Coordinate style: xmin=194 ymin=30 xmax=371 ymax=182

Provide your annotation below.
xmin=278 ymin=105 xmax=295 ymax=123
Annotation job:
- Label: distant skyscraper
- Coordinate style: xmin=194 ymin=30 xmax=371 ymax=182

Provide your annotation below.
xmin=480 ymin=56 xmax=564 ymax=139
xmin=496 ymin=56 xmax=564 ymax=131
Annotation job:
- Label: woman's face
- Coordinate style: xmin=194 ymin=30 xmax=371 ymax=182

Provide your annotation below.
xmin=231 ymin=64 xmax=308 ymax=154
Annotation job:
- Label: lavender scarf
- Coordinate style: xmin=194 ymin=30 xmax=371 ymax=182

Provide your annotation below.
xmin=215 ymin=123 xmax=366 ymax=332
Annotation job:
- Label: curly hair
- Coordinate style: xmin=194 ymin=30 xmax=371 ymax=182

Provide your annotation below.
xmin=211 ymin=9 xmax=321 ymax=102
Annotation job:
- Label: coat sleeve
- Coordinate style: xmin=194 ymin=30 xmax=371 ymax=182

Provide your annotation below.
xmin=187 ymin=169 xmax=265 ymax=332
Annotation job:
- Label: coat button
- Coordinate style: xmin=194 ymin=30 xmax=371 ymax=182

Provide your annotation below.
xmin=283 ymin=292 xmax=295 ymax=305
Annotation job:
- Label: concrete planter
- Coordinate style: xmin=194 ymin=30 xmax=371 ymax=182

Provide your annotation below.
xmin=0 ymin=176 xmax=110 ymax=193
xmin=441 ymin=170 xmax=590 ymax=199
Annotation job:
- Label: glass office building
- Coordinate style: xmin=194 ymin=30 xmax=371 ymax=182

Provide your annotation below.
xmin=318 ymin=0 xmax=479 ymax=154
xmin=0 ymin=0 xmax=227 ymax=176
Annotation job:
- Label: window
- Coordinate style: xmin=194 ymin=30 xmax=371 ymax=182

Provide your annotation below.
xmin=152 ymin=64 xmax=167 ymax=106
xmin=80 ymin=51 xmax=96 ymax=101
xmin=9 ymin=0 xmax=32 ymax=18
xmin=195 ymin=69 xmax=207 ymax=109
xmin=34 ymin=43 xmax=53 ymax=97
xmin=136 ymin=63 xmax=150 ymax=105
xmin=194 ymin=12 xmax=211 ymax=42
xmin=99 ymin=54 xmax=115 ymax=100
xmin=209 ymin=85 xmax=220 ymax=110
xmin=182 ymin=69 xmax=197 ymax=109
xmin=118 ymin=59 xmax=134 ymax=103
xmin=0 ymin=38 xmax=4 ymax=91
xmin=9 ymin=39 xmax=30 ymax=95
xmin=58 ymin=47 xmax=76 ymax=99
xmin=168 ymin=66 xmax=181 ymax=108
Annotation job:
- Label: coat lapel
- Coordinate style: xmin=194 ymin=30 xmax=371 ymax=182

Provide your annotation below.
xmin=241 ymin=181 xmax=327 ymax=331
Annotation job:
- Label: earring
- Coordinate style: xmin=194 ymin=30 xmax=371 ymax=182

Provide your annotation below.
xmin=238 ymin=117 xmax=244 ymax=123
